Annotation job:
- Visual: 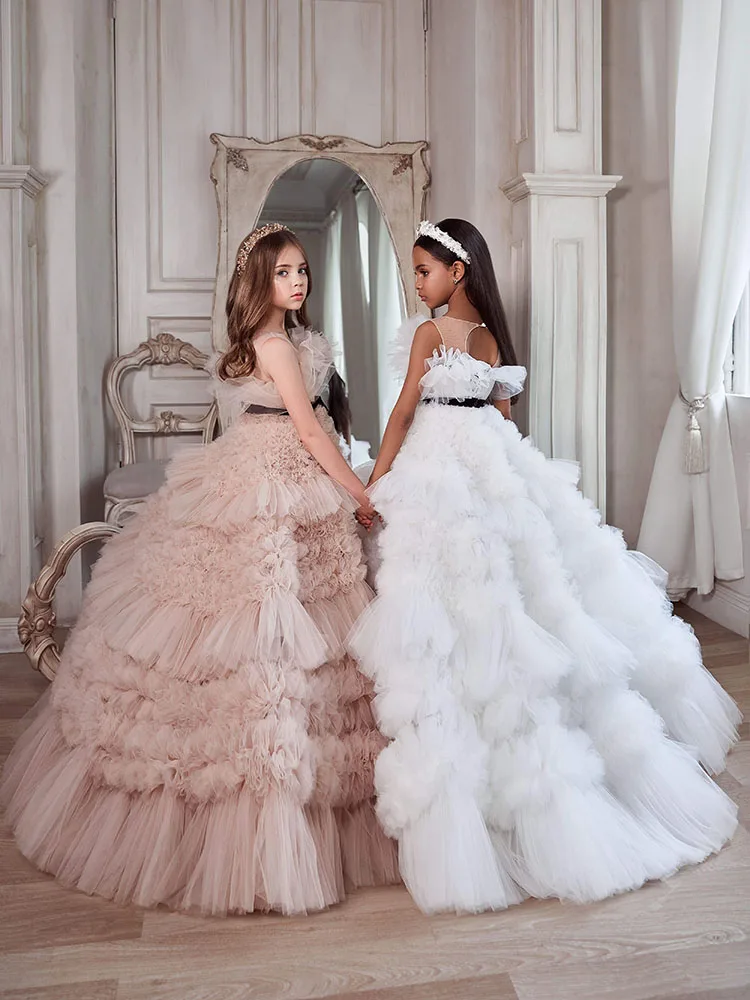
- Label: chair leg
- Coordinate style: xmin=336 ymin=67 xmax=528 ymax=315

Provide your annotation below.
xmin=17 ymin=522 xmax=121 ymax=681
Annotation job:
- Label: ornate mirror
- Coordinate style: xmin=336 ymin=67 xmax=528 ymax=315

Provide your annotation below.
xmin=210 ymin=134 xmax=430 ymax=456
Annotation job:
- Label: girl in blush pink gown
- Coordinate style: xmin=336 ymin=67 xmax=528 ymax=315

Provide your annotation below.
xmin=1 ymin=223 xmax=398 ymax=916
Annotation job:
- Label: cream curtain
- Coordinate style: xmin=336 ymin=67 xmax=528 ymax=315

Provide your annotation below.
xmin=322 ymin=207 xmax=346 ymax=382
xmin=729 ymin=279 xmax=750 ymax=394
xmin=638 ymin=0 xmax=750 ymax=595
xmin=339 ymin=189 xmax=379 ymax=447
xmin=323 ymin=185 xmax=404 ymax=451
xmin=358 ymin=188 xmax=405 ymax=433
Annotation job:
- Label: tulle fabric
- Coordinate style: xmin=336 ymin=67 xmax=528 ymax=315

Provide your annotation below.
xmin=420 ymin=346 xmax=527 ymax=401
xmin=208 ymin=327 xmax=336 ymax=430
xmin=388 ymin=315 xmax=527 ymax=401
xmin=1 ymin=400 xmax=399 ymax=915
xmin=349 ymin=400 xmax=740 ymax=915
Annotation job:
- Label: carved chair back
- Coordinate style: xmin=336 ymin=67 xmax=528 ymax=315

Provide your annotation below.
xmin=106 ymin=332 xmax=217 ymax=465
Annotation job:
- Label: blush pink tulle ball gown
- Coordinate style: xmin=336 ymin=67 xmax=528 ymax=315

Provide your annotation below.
xmin=1 ymin=329 xmax=398 ymax=916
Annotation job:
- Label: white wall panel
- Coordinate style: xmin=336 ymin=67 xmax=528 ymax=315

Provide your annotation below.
xmin=312 ymin=1 xmax=386 ymax=144
xmin=115 ymin=0 xmax=426 ymax=457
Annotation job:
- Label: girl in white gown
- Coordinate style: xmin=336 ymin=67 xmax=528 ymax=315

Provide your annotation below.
xmin=349 ymin=218 xmax=741 ymax=914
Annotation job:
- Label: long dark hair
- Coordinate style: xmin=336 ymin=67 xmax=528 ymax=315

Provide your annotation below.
xmin=219 ymin=228 xmax=351 ymax=440
xmin=414 ymin=218 xmax=518 ymax=369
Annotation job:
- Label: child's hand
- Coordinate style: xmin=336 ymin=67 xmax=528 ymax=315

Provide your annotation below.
xmin=355 ymin=498 xmax=377 ymax=530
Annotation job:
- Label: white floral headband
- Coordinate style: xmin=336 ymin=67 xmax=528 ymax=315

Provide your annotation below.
xmin=416 ymin=220 xmax=471 ymax=265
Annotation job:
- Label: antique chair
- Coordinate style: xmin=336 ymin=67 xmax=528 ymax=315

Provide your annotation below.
xmin=18 ymin=333 xmax=218 ymax=678
xmin=104 ymin=332 xmax=218 ymax=526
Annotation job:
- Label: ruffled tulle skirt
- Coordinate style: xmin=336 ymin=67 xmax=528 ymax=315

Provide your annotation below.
xmin=1 ymin=410 xmax=398 ymax=915
xmin=349 ymin=403 xmax=740 ymax=914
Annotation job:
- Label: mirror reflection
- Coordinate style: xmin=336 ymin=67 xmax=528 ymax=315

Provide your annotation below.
xmin=258 ymin=159 xmax=405 ymax=462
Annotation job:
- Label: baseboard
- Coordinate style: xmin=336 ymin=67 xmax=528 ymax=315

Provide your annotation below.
xmin=0 ymin=617 xmax=22 ymax=653
xmin=686 ymin=583 xmax=750 ymax=638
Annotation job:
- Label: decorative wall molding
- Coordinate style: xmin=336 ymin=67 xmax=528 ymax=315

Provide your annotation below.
xmin=534 ymin=0 xmax=600 ymax=174
xmin=513 ymin=0 xmax=530 ymax=145
xmin=0 ymin=173 xmax=47 ymax=622
xmin=553 ymin=0 xmax=582 ymax=134
xmin=114 ymin=0 xmax=427 ymax=476
xmin=0 ymin=618 xmax=22 ymax=653
xmin=0 ymin=0 xmax=47 ymax=627
xmin=502 ymin=171 xmax=621 ymax=202
xmin=300 ymin=0 xmax=398 ymax=145
xmin=0 ymin=165 xmax=46 ymax=195
xmin=687 ymin=584 xmax=750 ymax=639
xmin=1 ymin=0 xmax=29 ymax=165
xmin=550 ymin=237 xmax=583 ymax=459
xmin=144 ymin=0 xmax=246 ymax=291
xmin=500 ymin=0 xmax=614 ymax=511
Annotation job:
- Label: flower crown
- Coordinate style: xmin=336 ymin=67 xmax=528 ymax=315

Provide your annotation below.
xmin=416 ymin=220 xmax=471 ymax=265
xmin=235 ymin=223 xmax=291 ymax=274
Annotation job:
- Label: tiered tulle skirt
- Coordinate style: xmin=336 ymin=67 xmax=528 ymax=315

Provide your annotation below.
xmin=1 ymin=410 xmax=398 ymax=915
xmin=349 ymin=403 xmax=740 ymax=914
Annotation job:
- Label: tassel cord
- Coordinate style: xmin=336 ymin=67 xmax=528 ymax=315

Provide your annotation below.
xmin=678 ymin=389 xmax=710 ymax=475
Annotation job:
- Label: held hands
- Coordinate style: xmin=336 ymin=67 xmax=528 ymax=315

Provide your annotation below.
xmin=354 ymin=471 xmax=387 ymax=530
xmin=355 ymin=494 xmax=378 ymax=530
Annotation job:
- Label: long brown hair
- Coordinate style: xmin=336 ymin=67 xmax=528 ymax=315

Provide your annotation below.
xmin=218 ymin=229 xmax=311 ymax=380
xmin=218 ymin=228 xmax=351 ymax=439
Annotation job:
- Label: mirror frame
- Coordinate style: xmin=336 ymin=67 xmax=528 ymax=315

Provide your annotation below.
xmin=209 ymin=133 xmax=430 ymax=350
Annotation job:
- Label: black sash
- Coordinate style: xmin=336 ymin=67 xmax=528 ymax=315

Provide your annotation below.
xmin=245 ymin=396 xmax=327 ymax=416
xmin=422 ymin=396 xmax=491 ymax=408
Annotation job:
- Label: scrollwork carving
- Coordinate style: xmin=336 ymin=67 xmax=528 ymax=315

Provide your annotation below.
xmin=227 ymin=147 xmax=249 ymax=171
xmin=155 ymin=409 xmax=182 ymax=433
xmin=392 ymin=154 xmax=412 ymax=176
xmin=19 ymin=522 xmax=121 ymax=680
xmin=136 ymin=332 xmax=206 ymax=367
xmin=299 ymin=136 xmax=344 ymax=152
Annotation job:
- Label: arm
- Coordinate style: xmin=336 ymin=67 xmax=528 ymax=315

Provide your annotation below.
xmin=257 ymin=338 xmax=373 ymax=515
xmin=493 ymin=397 xmax=512 ymax=420
xmin=368 ymin=321 xmax=440 ymax=486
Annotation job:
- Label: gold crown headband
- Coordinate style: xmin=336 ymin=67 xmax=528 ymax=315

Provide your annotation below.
xmin=235 ymin=223 xmax=291 ymax=274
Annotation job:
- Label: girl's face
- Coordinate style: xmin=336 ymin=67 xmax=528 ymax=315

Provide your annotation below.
xmin=272 ymin=244 xmax=309 ymax=312
xmin=413 ymin=246 xmax=456 ymax=310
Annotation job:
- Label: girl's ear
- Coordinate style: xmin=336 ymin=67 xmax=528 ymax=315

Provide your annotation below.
xmin=451 ymin=261 xmax=466 ymax=284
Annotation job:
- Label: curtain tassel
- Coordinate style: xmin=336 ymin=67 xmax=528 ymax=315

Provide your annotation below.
xmin=679 ymin=389 xmax=709 ymax=475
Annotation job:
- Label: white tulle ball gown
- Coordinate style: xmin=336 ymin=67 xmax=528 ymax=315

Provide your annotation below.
xmin=1 ymin=329 xmax=398 ymax=916
xmin=349 ymin=315 xmax=741 ymax=915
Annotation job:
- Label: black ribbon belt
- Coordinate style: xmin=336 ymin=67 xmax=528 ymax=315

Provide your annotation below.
xmin=422 ymin=396 xmax=491 ymax=408
xmin=245 ymin=396 xmax=327 ymax=416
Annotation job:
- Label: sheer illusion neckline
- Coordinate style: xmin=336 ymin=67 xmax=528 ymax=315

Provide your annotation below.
xmin=431 ymin=316 xmax=498 ymax=367
xmin=437 ymin=316 xmax=485 ymax=325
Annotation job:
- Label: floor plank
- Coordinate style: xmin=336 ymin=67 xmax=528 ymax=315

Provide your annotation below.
xmin=0 ymin=881 xmax=144 ymax=954
xmin=0 ymin=608 xmax=747 ymax=1000
xmin=510 ymin=939 xmax=750 ymax=1000
xmin=0 ymin=983 xmax=118 ymax=1000
xmin=117 ymin=971 xmax=519 ymax=1000
xmin=308 ymin=975 xmax=518 ymax=1000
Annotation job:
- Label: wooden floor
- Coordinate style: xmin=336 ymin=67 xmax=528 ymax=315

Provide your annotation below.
xmin=0 ymin=608 xmax=748 ymax=1000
